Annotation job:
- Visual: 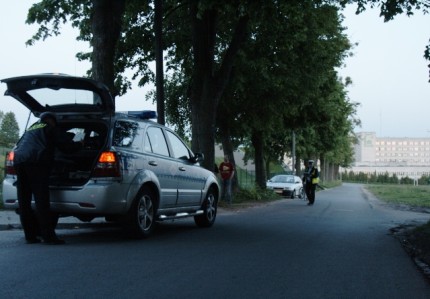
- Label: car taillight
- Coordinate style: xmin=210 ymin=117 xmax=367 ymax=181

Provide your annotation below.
xmin=92 ymin=151 xmax=121 ymax=178
xmin=5 ymin=151 xmax=16 ymax=175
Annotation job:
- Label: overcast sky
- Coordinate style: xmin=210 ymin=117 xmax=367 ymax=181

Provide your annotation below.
xmin=340 ymin=5 xmax=430 ymax=138
xmin=1 ymin=2 xmax=430 ymax=137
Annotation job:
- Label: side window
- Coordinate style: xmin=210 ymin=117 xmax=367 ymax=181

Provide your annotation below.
xmin=113 ymin=120 xmax=143 ymax=151
xmin=166 ymin=130 xmax=191 ymax=160
xmin=146 ymin=127 xmax=170 ymax=156
xmin=144 ymin=133 xmax=152 ymax=152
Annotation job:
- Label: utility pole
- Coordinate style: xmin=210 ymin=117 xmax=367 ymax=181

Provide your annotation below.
xmin=292 ymin=131 xmax=296 ymax=175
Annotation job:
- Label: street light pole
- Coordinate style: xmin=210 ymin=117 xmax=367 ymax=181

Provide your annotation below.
xmin=292 ymin=131 xmax=296 ymax=175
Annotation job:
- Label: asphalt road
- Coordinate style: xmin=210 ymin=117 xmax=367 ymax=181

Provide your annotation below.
xmin=1 ymin=183 xmax=430 ymax=299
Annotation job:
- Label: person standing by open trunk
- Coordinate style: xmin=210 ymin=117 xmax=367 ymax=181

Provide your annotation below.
xmin=13 ymin=112 xmax=82 ymax=245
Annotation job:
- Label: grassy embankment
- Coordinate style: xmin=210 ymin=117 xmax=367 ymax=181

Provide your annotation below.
xmin=365 ymin=184 xmax=430 ymax=209
xmin=365 ymin=184 xmax=430 ymax=257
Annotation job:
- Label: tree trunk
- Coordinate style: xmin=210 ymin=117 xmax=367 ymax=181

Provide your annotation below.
xmin=265 ymin=159 xmax=271 ymax=180
xmin=295 ymin=156 xmax=302 ymax=176
xmin=251 ymin=129 xmax=266 ymax=189
xmin=189 ymin=3 xmax=248 ymax=170
xmin=91 ymin=0 xmax=125 ymax=98
xmin=319 ymin=156 xmax=325 ymax=182
xmin=334 ymin=164 xmax=340 ymax=180
xmin=154 ymin=0 xmax=165 ymax=125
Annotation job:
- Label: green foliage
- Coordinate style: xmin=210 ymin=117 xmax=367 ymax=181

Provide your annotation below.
xmin=321 ymin=179 xmax=342 ymax=189
xmin=26 ymin=0 xmax=422 ymax=180
xmin=0 ymin=112 xmax=20 ymax=147
xmin=342 ymin=170 xmax=430 ymax=185
xmin=233 ymin=186 xmax=280 ymax=203
xmin=344 ymin=0 xmax=430 ymax=21
xmin=26 ymin=0 xmax=153 ymax=96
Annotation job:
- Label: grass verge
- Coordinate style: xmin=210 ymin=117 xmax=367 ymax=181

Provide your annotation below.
xmin=365 ymin=184 xmax=430 ymax=208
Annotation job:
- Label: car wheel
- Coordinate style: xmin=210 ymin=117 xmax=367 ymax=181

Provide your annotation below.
xmin=298 ymin=187 xmax=304 ymax=199
xmin=194 ymin=187 xmax=218 ymax=227
xmin=126 ymin=187 xmax=157 ymax=238
xmin=291 ymin=190 xmax=296 ymax=199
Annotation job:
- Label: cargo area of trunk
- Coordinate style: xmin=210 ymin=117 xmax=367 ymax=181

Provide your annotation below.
xmin=50 ymin=121 xmax=108 ymax=186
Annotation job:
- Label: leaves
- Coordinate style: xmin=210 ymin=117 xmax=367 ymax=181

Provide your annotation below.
xmin=0 ymin=112 xmax=20 ymax=147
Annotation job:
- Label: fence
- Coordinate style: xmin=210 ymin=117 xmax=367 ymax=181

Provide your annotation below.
xmin=237 ymin=169 xmax=256 ymax=189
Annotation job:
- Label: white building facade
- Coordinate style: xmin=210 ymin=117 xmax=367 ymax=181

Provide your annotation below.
xmin=345 ymin=132 xmax=430 ymax=180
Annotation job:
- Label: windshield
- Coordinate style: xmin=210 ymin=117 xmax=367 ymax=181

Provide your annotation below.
xmin=28 ymin=88 xmax=103 ymax=107
xmin=272 ymin=176 xmax=294 ymax=183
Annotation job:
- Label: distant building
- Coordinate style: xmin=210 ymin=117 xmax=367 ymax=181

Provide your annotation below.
xmin=346 ymin=132 xmax=430 ymax=180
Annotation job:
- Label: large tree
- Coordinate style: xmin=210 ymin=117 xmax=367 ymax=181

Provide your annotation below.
xmin=0 ymin=112 xmax=20 ymax=147
xmin=215 ymin=1 xmax=355 ymax=188
xmin=186 ymin=1 xmax=250 ymax=170
xmin=26 ymin=0 xmax=148 ymax=98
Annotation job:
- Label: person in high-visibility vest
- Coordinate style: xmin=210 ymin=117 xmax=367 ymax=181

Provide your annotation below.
xmin=302 ymin=160 xmax=319 ymax=205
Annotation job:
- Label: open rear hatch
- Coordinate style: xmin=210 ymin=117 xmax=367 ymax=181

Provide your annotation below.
xmin=1 ymin=74 xmax=115 ymax=186
xmin=1 ymin=74 xmax=115 ymax=116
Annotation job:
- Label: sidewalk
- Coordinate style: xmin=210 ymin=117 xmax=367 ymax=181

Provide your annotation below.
xmin=0 ymin=210 xmax=21 ymax=230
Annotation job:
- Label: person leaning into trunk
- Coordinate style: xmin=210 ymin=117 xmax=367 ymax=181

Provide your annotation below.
xmin=13 ymin=112 xmax=82 ymax=245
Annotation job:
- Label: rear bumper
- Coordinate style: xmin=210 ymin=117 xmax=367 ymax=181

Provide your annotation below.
xmin=272 ymin=188 xmax=293 ymax=196
xmin=2 ymin=178 xmax=128 ymax=215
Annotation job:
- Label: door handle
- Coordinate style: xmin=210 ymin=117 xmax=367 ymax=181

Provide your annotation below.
xmin=179 ymin=167 xmax=186 ymax=171
xmin=149 ymin=161 xmax=158 ymax=166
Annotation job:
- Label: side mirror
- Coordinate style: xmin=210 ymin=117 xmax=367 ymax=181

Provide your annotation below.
xmin=191 ymin=152 xmax=204 ymax=163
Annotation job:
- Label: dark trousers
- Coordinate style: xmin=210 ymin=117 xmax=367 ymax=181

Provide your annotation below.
xmin=15 ymin=164 xmax=57 ymax=241
xmin=221 ymin=179 xmax=232 ymax=203
xmin=305 ymin=183 xmax=316 ymax=204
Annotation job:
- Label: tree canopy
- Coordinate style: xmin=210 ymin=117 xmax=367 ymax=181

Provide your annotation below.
xmin=0 ymin=112 xmax=20 ymax=147
xmin=23 ymin=0 xmax=429 ymax=187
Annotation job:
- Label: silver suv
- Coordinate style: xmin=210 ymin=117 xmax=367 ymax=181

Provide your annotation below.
xmin=2 ymin=74 xmax=220 ymax=238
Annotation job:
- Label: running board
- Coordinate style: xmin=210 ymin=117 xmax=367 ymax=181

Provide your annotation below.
xmin=158 ymin=210 xmax=204 ymax=221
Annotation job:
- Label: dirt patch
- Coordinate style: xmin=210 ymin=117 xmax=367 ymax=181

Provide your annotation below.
xmin=390 ymin=222 xmax=430 ymax=279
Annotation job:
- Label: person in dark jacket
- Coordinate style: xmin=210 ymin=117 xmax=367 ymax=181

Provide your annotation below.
xmin=14 ymin=112 xmax=81 ymax=245
xmin=302 ymin=160 xmax=319 ymax=206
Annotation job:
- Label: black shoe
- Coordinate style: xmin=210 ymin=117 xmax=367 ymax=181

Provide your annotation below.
xmin=43 ymin=238 xmax=65 ymax=245
xmin=307 ymin=203 xmax=313 ymax=206
xmin=26 ymin=238 xmax=42 ymax=244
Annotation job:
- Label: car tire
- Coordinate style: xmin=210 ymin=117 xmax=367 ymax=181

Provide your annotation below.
xmin=298 ymin=187 xmax=304 ymax=199
xmin=194 ymin=187 xmax=218 ymax=228
xmin=125 ymin=187 xmax=157 ymax=238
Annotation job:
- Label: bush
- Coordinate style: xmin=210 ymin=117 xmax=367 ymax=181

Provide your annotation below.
xmin=233 ymin=186 xmax=280 ymax=203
